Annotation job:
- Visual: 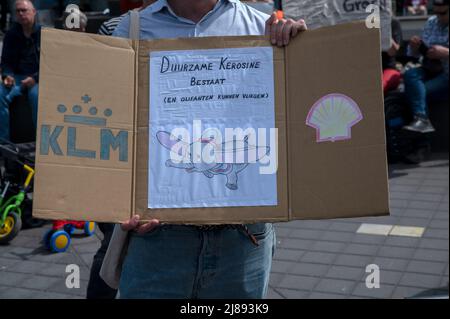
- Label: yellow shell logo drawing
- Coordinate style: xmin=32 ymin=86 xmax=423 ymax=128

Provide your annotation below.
xmin=306 ymin=93 xmax=363 ymax=143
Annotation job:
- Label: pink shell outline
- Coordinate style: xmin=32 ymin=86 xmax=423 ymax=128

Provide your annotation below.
xmin=305 ymin=93 xmax=363 ymax=143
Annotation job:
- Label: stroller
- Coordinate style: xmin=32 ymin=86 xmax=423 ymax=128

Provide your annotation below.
xmin=0 ymin=139 xmax=44 ymax=244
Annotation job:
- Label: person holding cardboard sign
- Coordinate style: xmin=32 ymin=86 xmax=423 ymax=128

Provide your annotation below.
xmin=100 ymin=0 xmax=306 ymax=299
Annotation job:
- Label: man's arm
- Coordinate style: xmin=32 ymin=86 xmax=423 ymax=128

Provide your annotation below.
xmin=99 ymin=16 xmax=125 ymax=36
xmin=112 ymin=13 xmax=131 ymax=38
xmin=421 ymin=18 xmax=433 ymax=47
xmin=98 ymin=20 xmax=112 ymax=36
xmin=392 ymin=19 xmax=403 ymax=48
xmin=0 ymin=31 xmax=18 ymax=79
xmin=427 ymin=45 xmax=449 ymax=60
xmin=388 ymin=19 xmax=403 ymax=57
xmin=407 ymin=18 xmax=433 ymax=57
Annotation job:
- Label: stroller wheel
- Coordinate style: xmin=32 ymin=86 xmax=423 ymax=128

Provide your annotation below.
xmin=84 ymin=222 xmax=96 ymax=236
xmin=0 ymin=212 xmax=22 ymax=244
xmin=49 ymin=230 xmax=71 ymax=253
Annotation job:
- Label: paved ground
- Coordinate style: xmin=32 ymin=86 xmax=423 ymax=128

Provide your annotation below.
xmin=0 ymin=153 xmax=448 ymax=299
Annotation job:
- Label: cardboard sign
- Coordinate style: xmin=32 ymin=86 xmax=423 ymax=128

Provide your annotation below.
xmin=33 ymin=21 xmax=390 ymax=224
xmin=283 ymin=0 xmax=392 ymax=50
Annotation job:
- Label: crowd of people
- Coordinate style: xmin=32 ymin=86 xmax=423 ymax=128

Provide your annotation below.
xmin=1 ymin=0 xmax=447 ymax=143
xmin=0 ymin=0 xmax=448 ymax=299
xmin=383 ymin=0 xmax=449 ymax=135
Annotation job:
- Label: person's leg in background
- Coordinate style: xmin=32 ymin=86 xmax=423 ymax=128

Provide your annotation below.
xmin=0 ymin=84 xmax=12 ymax=141
xmin=0 ymin=74 xmax=30 ymax=141
xmin=1 ymin=75 xmax=38 ymax=141
xmin=425 ymin=72 xmax=449 ymax=103
xmin=404 ymin=67 xmax=427 ymax=116
xmin=383 ymin=68 xmax=402 ymax=94
xmin=86 ymin=223 xmax=118 ymax=299
xmin=404 ymin=67 xmax=449 ymax=133
xmin=403 ymin=67 xmax=436 ymax=133
xmin=27 ymin=83 xmax=39 ymax=129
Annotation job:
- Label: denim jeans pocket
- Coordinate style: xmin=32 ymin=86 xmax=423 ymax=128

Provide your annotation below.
xmin=245 ymin=223 xmax=273 ymax=241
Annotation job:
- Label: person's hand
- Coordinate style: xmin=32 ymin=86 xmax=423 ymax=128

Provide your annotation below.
xmin=410 ymin=36 xmax=422 ymax=52
xmin=265 ymin=12 xmax=307 ymax=47
xmin=407 ymin=6 xmax=417 ymax=15
xmin=121 ymin=215 xmax=160 ymax=234
xmin=21 ymin=77 xmax=36 ymax=89
xmin=418 ymin=5 xmax=428 ymax=15
xmin=3 ymin=76 xmax=15 ymax=88
xmin=427 ymin=45 xmax=449 ymax=60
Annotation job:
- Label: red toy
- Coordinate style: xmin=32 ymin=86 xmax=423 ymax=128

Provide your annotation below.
xmin=43 ymin=220 xmax=96 ymax=253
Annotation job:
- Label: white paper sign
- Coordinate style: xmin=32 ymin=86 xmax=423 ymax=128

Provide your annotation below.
xmin=148 ymin=47 xmax=278 ymax=209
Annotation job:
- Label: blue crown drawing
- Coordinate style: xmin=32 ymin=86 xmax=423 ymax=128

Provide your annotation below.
xmin=57 ymin=94 xmax=113 ymax=127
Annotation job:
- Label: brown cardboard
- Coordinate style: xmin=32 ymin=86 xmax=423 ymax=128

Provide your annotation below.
xmin=285 ymin=23 xmax=390 ymax=220
xmin=34 ymin=28 xmax=135 ymax=223
xmin=33 ymin=21 xmax=389 ymax=224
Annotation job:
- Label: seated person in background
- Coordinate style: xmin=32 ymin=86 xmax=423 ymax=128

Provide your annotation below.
xmin=403 ymin=0 xmax=449 ymax=133
xmin=382 ymin=18 xmax=403 ymax=94
xmin=405 ymin=0 xmax=429 ymax=15
xmin=0 ymin=0 xmax=40 ymax=142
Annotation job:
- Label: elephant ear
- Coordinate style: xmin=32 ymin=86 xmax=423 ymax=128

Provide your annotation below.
xmin=156 ymin=131 xmax=190 ymax=158
xmin=156 ymin=131 xmax=183 ymax=149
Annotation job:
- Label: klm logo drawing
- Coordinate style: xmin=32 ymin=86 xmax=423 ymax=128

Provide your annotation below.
xmin=40 ymin=95 xmax=128 ymax=162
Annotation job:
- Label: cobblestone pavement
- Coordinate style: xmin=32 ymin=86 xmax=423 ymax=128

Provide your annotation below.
xmin=0 ymin=154 xmax=448 ymax=299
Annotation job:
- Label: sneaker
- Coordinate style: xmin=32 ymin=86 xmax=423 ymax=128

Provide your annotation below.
xmin=403 ymin=116 xmax=436 ymax=134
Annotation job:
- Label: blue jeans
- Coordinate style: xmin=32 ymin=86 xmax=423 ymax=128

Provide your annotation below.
xmin=404 ymin=67 xmax=449 ymax=117
xmin=119 ymin=223 xmax=275 ymax=299
xmin=0 ymin=75 xmax=39 ymax=141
